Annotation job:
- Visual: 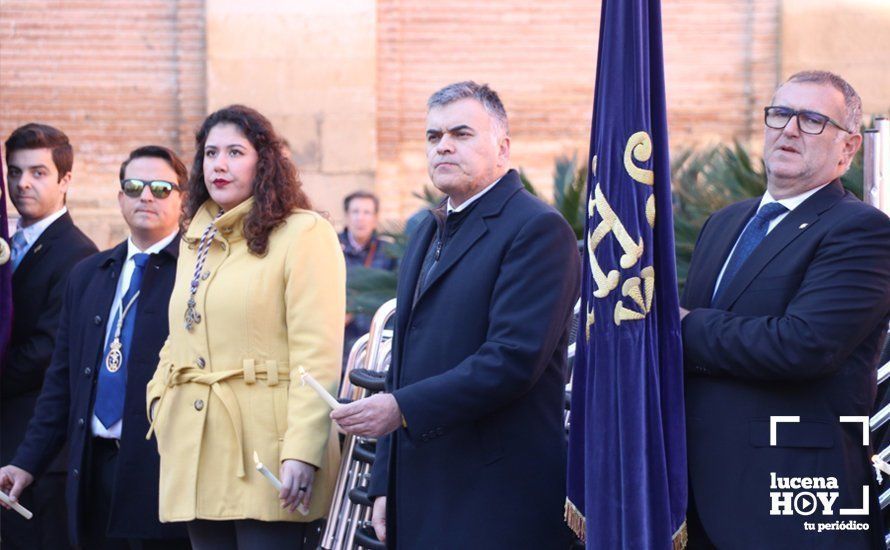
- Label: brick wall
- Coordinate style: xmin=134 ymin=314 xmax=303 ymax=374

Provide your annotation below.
xmin=376 ymin=0 xmax=781 ymax=221
xmin=0 ymin=0 xmax=205 ymax=247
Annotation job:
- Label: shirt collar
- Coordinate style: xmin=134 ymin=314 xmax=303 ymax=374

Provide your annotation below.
xmin=446 ymin=174 xmax=505 ymax=214
xmin=15 ymin=206 xmax=68 ymax=245
xmin=126 ymin=229 xmax=179 ymax=259
xmin=759 ymin=182 xmax=831 ymax=213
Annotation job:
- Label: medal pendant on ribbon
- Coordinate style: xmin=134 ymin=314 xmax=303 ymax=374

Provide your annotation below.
xmin=106 ymin=339 xmax=123 ymax=373
xmin=184 ymin=298 xmax=201 ymax=332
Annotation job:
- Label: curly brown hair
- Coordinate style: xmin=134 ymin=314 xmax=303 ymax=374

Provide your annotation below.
xmin=183 ymin=105 xmax=312 ymax=255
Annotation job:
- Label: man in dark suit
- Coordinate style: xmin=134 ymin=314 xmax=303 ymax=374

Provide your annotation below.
xmin=681 ymin=71 xmax=890 ymax=549
xmin=332 ymin=81 xmax=580 ymax=549
xmin=0 ymin=146 xmax=190 ymax=549
xmin=1 ymin=123 xmax=97 ymax=548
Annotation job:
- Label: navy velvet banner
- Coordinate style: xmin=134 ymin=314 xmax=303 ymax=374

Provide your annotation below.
xmin=565 ymin=0 xmax=687 ymax=548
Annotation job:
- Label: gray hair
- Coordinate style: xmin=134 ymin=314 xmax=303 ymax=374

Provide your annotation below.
xmin=427 ymin=81 xmax=509 ymax=136
xmin=782 ymin=70 xmax=862 ymax=132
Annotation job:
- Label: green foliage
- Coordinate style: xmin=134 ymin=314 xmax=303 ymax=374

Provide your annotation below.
xmin=520 ymin=155 xmax=587 ymax=241
xmin=346 ymin=265 xmax=398 ymax=315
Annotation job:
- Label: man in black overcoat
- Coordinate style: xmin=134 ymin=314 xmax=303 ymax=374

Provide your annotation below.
xmin=333 ymin=81 xmax=580 ymax=549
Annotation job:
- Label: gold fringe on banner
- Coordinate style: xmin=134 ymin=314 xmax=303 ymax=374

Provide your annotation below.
xmin=672 ymin=519 xmax=688 ymax=550
xmin=564 ymin=500 xmax=687 ymax=549
xmin=564 ymin=498 xmax=586 ymax=543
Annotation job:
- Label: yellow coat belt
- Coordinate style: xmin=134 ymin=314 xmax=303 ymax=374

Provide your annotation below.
xmin=146 ymin=360 xmax=291 ymax=478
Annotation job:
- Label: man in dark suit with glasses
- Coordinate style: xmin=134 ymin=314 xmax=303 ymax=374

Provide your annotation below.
xmin=681 ymin=71 xmax=890 ymax=549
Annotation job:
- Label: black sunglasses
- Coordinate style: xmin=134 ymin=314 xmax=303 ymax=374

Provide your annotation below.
xmin=763 ymin=106 xmax=851 ymax=135
xmin=120 ymin=179 xmax=180 ymax=199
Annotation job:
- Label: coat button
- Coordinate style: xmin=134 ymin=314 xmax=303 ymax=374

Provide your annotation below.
xmin=201 ymin=270 xmax=210 ymax=280
xmin=194 ymin=399 xmax=205 ymax=411
xmin=84 ymin=367 xmax=91 ymax=376
xmin=73 ymin=468 xmax=80 ymax=478
xmin=78 ymin=418 xmax=85 ymax=427
xmin=197 ymin=357 xmax=206 ymax=369
xmin=93 ymin=315 xmax=102 ymax=325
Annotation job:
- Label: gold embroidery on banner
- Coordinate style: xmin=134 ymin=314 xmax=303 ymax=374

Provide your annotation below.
xmin=624 ymin=131 xmax=654 ymax=185
xmin=585 ymin=131 xmax=658 ymax=330
xmin=646 ymin=194 xmax=656 ymax=228
xmin=614 ymin=266 xmax=655 ymax=326
xmin=587 ymin=184 xmax=644 ymax=300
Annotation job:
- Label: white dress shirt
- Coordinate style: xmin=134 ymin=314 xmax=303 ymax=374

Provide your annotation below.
xmin=446 ymin=174 xmax=505 ymax=214
xmin=10 ymin=207 xmax=68 ymax=268
xmin=92 ymin=230 xmax=179 ymax=439
xmin=712 ymin=183 xmax=830 ymax=299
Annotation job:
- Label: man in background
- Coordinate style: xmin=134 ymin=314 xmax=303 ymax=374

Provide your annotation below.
xmin=339 ymin=190 xmax=397 ymax=363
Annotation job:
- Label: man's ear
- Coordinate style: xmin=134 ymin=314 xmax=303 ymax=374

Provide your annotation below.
xmin=497 ymin=135 xmax=511 ymax=168
xmin=839 ymin=133 xmax=862 ymax=170
xmin=58 ymin=171 xmax=72 ymax=198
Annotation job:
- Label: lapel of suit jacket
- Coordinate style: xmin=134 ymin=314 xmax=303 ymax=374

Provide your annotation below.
xmin=88 ymin=242 xmax=128 ymax=363
xmin=12 ymin=211 xmax=74 ymax=286
xmin=395 ymin=213 xmax=435 ymax=362
xmin=414 ymin=170 xmax=523 ymax=305
xmin=135 ymin=232 xmax=180 ymax=316
xmin=714 ymin=180 xmax=845 ymax=310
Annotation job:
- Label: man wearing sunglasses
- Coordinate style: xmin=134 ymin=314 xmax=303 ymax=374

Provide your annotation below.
xmin=0 ymin=146 xmax=190 ymax=549
xmin=681 ymin=71 xmax=890 ymax=549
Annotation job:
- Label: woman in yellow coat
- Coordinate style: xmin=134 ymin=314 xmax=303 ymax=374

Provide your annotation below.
xmin=147 ymin=105 xmax=344 ymax=548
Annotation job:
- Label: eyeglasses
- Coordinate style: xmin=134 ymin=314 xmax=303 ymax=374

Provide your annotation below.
xmin=120 ymin=179 xmax=180 ymax=199
xmin=763 ymin=106 xmax=850 ymax=135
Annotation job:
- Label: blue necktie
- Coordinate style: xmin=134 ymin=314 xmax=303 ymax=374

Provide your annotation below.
xmin=712 ymin=202 xmax=788 ymax=306
xmin=95 ymin=253 xmax=150 ymax=429
xmin=10 ymin=231 xmax=27 ymax=272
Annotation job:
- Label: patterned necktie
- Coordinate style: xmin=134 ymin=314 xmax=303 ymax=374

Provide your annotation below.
xmin=94 ymin=253 xmax=150 ymax=429
xmin=10 ymin=231 xmax=27 ymax=272
xmin=712 ymin=202 xmax=788 ymax=306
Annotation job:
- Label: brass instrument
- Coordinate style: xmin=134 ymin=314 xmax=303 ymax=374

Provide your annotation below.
xmin=322 ymin=298 xmax=396 ymax=550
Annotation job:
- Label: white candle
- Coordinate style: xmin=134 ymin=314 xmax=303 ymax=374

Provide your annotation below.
xmin=298 ymin=366 xmax=340 ymax=410
xmin=0 ymin=490 xmax=33 ymax=520
xmin=873 ymin=455 xmax=890 ymax=476
xmin=253 ymin=451 xmax=283 ymax=491
xmin=253 ymin=451 xmax=310 ymax=516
